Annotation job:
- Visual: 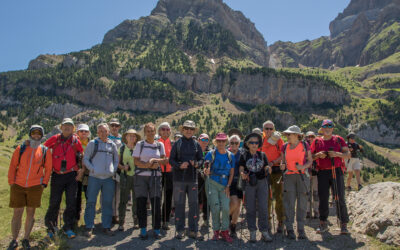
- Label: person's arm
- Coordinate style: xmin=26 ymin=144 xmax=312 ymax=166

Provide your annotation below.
xmin=42 ymin=149 xmax=53 ymax=186
xmin=112 ymin=144 xmax=119 ymax=172
xmin=8 ymin=147 xmax=20 ymax=185
xmin=83 ymin=141 xmax=95 ymax=172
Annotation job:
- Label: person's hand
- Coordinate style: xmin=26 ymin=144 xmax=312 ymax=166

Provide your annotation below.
xmin=204 ymin=168 xmax=210 ymax=176
xmin=280 ymin=162 xmax=286 ymax=171
xmin=268 ymin=161 xmax=274 ymax=167
xmin=296 ymin=164 xmax=306 ymax=171
xmin=224 ymin=186 xmax=230 ymax=197
xmin=328 ymin=151 xmax=339 ymax=158
xmin=180 ymin=162 xmax=189 ymax=170
xmin=265 ymin=166 xmax=272 ymax=174
xmin=124 ymin=165 xmax=129 ymax=171
xmin=189 ymin=160 xmax=195 ymax=167
xmin=240 ymin=171 xmax=248 ymax=181
xmin=318 ymin=152 xmax=327 ymax=159
xmin=76 ymin=169 xmax=84 ymax=181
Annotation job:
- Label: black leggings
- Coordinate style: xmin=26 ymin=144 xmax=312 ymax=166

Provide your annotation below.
xmin=137 ymin=197 xmax=161 ymax=230
xmin=162 ymin=172 xmax=173 ymax=223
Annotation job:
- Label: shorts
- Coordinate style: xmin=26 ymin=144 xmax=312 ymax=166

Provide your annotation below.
xmin=9 ymin=184 xmax=44 ymax=208
xmin=229 ymin=181 xmax=243 ymax=199
xmin=346 ymin=158 xmax=361 ymax=171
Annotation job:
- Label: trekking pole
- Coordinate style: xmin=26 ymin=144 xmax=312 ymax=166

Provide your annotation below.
xmin=329 ymin=147 xmax=342 ymax=228
xmin=163 ymin=171 xmax=167 ymax=229
xmin=310 ymin=173 xmax=314 ymax=219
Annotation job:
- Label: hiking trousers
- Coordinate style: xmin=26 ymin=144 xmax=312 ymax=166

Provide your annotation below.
xmin=174 ymin=181 xmax=199 ymax=232
xmin=207 ymin=179 xmax=230 ymax=231
xmin=198 ymin=172 xmax=209 ymax=221
xmin=245 ymin=177 xmax=269 ymax=232
xmin=283 ymin=173 xmax=309 ymax=231
xmin=318 ymin=168 xmax=349 ymax=223
xmin=45 ymin=172 xmax=77 ymax=232
xmin=75 ymin=181 xmax=88 ymax=222
xmin=268 ymin=172 xmax=285 ymax=224
xmin=308 ymin=175 xmax=319 ymax=215
xmin=119 ymin=174 xmax=136 ymax=225
xmin=162 ymin=172 xmax=173 ymax=224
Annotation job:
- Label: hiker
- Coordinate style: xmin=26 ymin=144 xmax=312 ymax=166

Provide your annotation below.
xmin=75 ymin=124 xmax=91 ymax=225
xmin=280 ymin=126 xmax=312 ymax=240
xmin=132 ymin=122 xmax=166 ymax=240
xmin=118 ymin=129 xmax=141 ymax=231
xmin=239 ymin=132 xmax=272 ymax=243
xmin=108 ymin=118 xmax=122 ymax=225
xmin=157 ymin=122 xmax=173 ymax=230
xmin=169 ymin=120 xmax=203 ymax=240
xmin=173 ymin=132 xmax=182 ymax=143
xmin=83 ymin=123 xmax=119 ymax=237
xmin=345 ymin=132 xmax=364 ymax=191
xmin=261 ymin=120 xmax=285 ymax=233
xmin=7 ymin=125 xmax=52 ymax=250
xmin=305 ymin=131 xmax=319 ymax=219
xmin=227 ymin=134 xmax=243 ymax=238
xmin=197 ymin=133 xmax=211 ymax=229
xmin=311 ymin=119 xmax=351 ymax=234
xmin=228 ymin=128 xmax=244 ymax=148
xmin=204 ymin=133 xmax=235 ymax=243
xmin=44 ymin=118 xmax=84 ymax=239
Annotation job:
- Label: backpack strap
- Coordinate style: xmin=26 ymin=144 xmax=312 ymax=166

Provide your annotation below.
xmin=18 ymin=143 xmax=27 ymax=166
xmin=139 ymin=141 xmax=145 ymax=157
xmin=89 ymin=139 xmax=99 ymax=163
xmin=176 ymin=138 xmax=183 ymax=161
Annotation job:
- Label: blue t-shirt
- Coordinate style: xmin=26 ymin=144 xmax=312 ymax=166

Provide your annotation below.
xmin=205 ymin=150 xmax=235 ymax=186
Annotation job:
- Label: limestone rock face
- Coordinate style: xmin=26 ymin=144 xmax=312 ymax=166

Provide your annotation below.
xmin=28 ymin=54 xmax=64 ymax=70
xmin=356 ymin=122 xmax=400 ymax=146
xmin=347 ymin=182 xmax=400 ymax=246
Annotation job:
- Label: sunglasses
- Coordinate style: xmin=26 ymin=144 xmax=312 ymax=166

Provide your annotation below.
xmin=230 ymin=142 xmax=239 ymax=145
xmin=161 ymin=128 xmax=170 ymax=131
xmin=264 ymin=127 xmax=274 ymax=131
xmin=79 ymin=130 xmax=89 ymax=133
xmin=306 ymin=136 xmax=315 ymax=138
xmin=200 ymin=138 xmax=209 ymax=142
xmin=31 ymin=131 xmax=42 ymax=135
xmin=183 ymin=127 xmax=195 ymax=131
xmin=110 ymin=124 xmax=120 ymax=128
xmin=322 ymin=124 xmax=333 ymax=128
xmin=248 ymin=141 xmax=259 ymax=145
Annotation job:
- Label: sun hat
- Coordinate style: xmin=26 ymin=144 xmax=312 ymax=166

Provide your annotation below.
xmin=122 ymin=129 xmax=141 ymax=144
xmin=283 ymin=125 xmax=303 ymax=135
xmin=243 ymin=132 xmax=263 ymax=150
xmin=178 ymin=120 xmax=199 ymax=133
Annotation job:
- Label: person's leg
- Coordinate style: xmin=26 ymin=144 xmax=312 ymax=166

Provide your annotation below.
xmin=312 ymin=176 xmax=319 ymax=216
xmin=257 ymin=179 xmax=269 ymax=232
xmin=84 ymin=176 xmax=102 ymax=229
xmin=119 ymin=174 xmax=129 ymax=226
xmin=229 ymin=196 xmax=240 ymax=224
xmin=335 ymin=168 xmax=349 ymax=224
xmin=173 ymin=182 xmax=187 ymax=232
xmin=165 ymin=173 xmax=173 ymax=222
xmin=274 ymin=173 xmax=285 ymax=224
xmin=11 ymin=208 xmax=24 ymax=240
xmin=188 ymin=181 xmax=199 ymax=232
xmin=63 ymin=172 xmax=78 ymax=231
xmin=101 ymin=177 xmax=115 ymax=229
xmin=244 ymin=185 xmax=257 ymax=232
xmin=355 ymin=170 xmax=361 ymax=186
xmin=76 ymin=181 xmax=83 ymax=223
xmin=45 ymin=173 xmax=64 ymax=231
xmin=24 ymin=207 xmax=36 ymax=240
xmin=128 ymin=176 xmax=137 ymax=221
xmin=317 ymin=170 xmax=331 ymax=222
xmin=149 ymin=175 xmax=162 ymax=230
xmin=283 ymin=174 xmax=296 ymax=231
xmin=220 ymin=185 xmax=230 ymax=231
xmin=296 ymin=175 xmax=309 ymax=231
xmin=346 ymin=171 xmax=353 ymax=187
xmin=112 ymin=180 xmax=120 ymax=220
xmin=208 ymin=180 xmax=221 ymax=231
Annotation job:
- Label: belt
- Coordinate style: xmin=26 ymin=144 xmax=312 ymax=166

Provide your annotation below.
xmin=54 ymin=165 xmax=78 ymax=175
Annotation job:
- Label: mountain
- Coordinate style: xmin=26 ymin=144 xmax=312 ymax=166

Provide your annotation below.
xmin=269 ymin=0 xmax=400 ymax=68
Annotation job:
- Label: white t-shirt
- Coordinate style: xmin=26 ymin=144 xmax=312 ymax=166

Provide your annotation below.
xmin=132 ymin=140 xmax=165 ymax=176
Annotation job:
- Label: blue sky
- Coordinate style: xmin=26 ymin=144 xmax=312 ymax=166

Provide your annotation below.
xmin=0 ymin=0 xmax=350 ymax=72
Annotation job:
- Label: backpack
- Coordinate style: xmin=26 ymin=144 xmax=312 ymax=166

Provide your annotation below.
xmin=89 ymin=138 xmax=115 ymax=163
xmin=209 ymin=149 xmax=234 ymax=184
xmin=314 ymin=135 xmax=345 ymax=170
xmin=135 ymin=140 xmax=162 ymax=174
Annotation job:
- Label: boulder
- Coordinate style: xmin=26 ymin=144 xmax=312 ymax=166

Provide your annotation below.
xmin=348 ymin=182 xmax=400 ymax=246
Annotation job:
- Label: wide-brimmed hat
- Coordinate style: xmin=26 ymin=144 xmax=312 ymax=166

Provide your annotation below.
xmin=228 ymin=128 xmax=244 ymax=139
xmin=178 ymin=120 xmax=199 ymax=133
xmin=306 ymin=131 xmax=316 ymax=137
xmin=108 ymin=118 xmax=121 ymax=126
xmin=267 ymin=131 xmax=281 ymax=145
xmin=243 ymin=132 xmax=263 ymax=150
xmin=252 ymin=128 xmax=263 ymax=136
xmin=122 ymin=129 xmax=141 ymax=144
xmin=61 ymin=118 xmax=74 ymax=126
xmin=283 ymin=125 xmax=303 ymax=136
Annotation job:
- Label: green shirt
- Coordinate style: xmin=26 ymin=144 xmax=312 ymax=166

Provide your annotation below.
xmin=119 ymin=145 xmax=135 ymax=176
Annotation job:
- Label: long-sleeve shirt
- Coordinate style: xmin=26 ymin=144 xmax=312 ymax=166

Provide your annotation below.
xmin=169 ymin=136 xmax=203 ymax=182
xmin=83 ymin=138 xmax=119 ymax=179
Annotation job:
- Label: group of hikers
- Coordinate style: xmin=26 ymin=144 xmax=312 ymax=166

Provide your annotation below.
xmin=7 ymin=117 xmax=365 ymax=249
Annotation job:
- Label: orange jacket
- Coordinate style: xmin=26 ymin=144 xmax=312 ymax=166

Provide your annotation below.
xmin=8 ymin=145 xmax=53 ymax=187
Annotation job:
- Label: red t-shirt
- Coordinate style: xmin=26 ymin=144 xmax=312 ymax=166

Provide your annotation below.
xmin=311 ymin=135 xmax=347 ymax=170
xmin=158 ymin=137 xmax=172 ymax=172
xmin=44 ymin=134 xmax=83 ymax=172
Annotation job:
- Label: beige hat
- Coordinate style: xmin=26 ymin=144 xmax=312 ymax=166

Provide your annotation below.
xmin=108 ymin=118 xmax=121 ymax=126
xmin=283 ymin=125 xmax=303 ymax=135
xmin=306 ymin=131 xmax=316 ymax=137
xmin=61 ymin=118 xmax=74 ymax=126
xmin=252 ymin=128 xmax=263 ymax=136
xmin=122 ymin=129 xmax=141 ymax=144
xmin=267 ymin=131 xmax=281 ymax=145
xmin=178 ymin=120 xmax=199 ymax=133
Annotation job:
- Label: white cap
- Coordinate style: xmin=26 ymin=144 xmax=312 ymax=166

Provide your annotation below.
xmin=77 ymin=124 xmax=90 ymax=131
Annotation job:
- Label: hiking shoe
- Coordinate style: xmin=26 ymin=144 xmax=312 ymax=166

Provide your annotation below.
xmin=230 ymin=224 xmax=237 ymax=238
xmin=83 ymin=228 xmax=93 ymax=238
xmin=189 ymin=231 xmax=204 ymax=241
xmin=261 ymin=231 xmax=272 ymax=242
xmin=317 ymin=221 xmax=328 ymax=234
xmin=286 ymin=230 xmax=296 ymax=240
xmin=201 ymin=220 xmax=209 ymax=230
xmin=7 ymin=239 xmax=18 ymax=250
xmin=47 ymin=231 xmax=55 ymax=240
xmin=277 ymin=222 xmax=284 ymax=234
xmin=212 ymin=230 xmax=220 ymax=241
xmin=346 ymin=186 xmax=351 ymax=192
xmin=153 ymin=229 xmax=162 ymax=239
xmin=65 ymin=229 xmax=76 ymax=239
xmin=118 ymin=224 xmax=124 ymax=231
xmin=220 ymin=230 xmax=233 ymax=243
xmin=21 ymin=239 xmax=31 ymax=250
xmin=298 ymin=230 xmax=307 ymax=239
xmin=103 ymin=228 xmax=115 ymax=236
xmin=249 ymin=231 xmax=257 ymax=243
xmin=358 ymin=184 xmax=363 ymax=191
xmin=162 ymin=222 xmax=169 ymax=230
xmin=341 ymin=223 xmax=350 ymax=235
xmin=175 ymin=231 xmax=185 ymax=240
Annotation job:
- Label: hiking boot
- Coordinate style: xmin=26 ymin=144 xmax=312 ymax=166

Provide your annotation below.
xmin=341 ymin=223 xmax=350 ymax=235
xmin=276 ymin=222 xmax=284 ymax=234
xmin=230 ymin=224 xmax=237 ymax=238
xmin=298 ymin=230 xmax=307 ymax=240
xmin=212 ymin=230 xmax=220 ymax=241
xmin=175 ymin=231 xmax=185 ymax=240
xmin=103 ymin=228 xmax=115 ymax=236
xmin=83 ymin=228 xmax=93 ymax=238
xmin=65 ymin=229 xmax=76 ymax=239
xmin=21 ymin=239 xmax=31 ymax=250
xmin=313 ymin=211 xmax=319 ymax=219
xmin=220 ymin=230 xmax=233 ymax=243
xmin=346 ymin=186 xmax=351 ymax=192
xmin=189 ymin=231 xmax=204 ymax=241
xmin=306 ymin=212 xmax=311 ymax=219
xmin=249 ymin=231 xmax=257 ymax=243
xmin=286 ymin=230 xmax=296 ymax=240
xmin=261 ymin=231 xmax=272 ymax=242
xmin=316 ymin=221 xmax=328 ymax=234
xmin=47 ymin=230 xmax=55 ymax=240
xmin=118 ymin=224 xmax=124 ymax=231
xmin=358 ymin=184 xmax=363 ymax=191
xmin=153 ymin=229 xmax=162 ymax=239
xmin=162 ymin=222 xmax=169 ymax=230
xmin=7 ymin=239 xmax=18 ymax=250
